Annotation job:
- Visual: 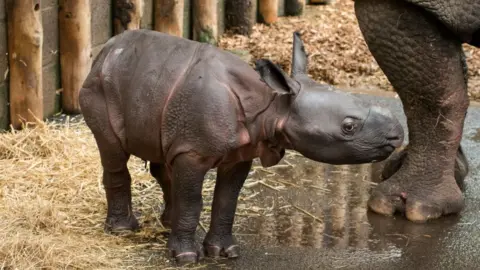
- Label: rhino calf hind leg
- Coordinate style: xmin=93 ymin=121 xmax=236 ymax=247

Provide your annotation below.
xmin=167 ymin=153 xmax=212 ymax=264
xmin=79 ymin=87 xmax=139 ymax=233
xmin=203 ymin=160 xmax=253 ymax=259
xmin=150 ymin=162 xmax=173 ymax=228
xmin=102 ymin=169 xmax=139 ymax=233
xmin=355 ymin=0 xmax=469 ymax=222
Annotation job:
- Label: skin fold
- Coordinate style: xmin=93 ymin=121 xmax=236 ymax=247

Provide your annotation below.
xmin=79 ymin=29 xmax=403 ymax=264
xmin=354 ymin=0 xmax=480 ymax=222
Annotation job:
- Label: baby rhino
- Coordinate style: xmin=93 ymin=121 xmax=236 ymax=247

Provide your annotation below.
xmin=79 ymin=29 xmax=404 ymax=264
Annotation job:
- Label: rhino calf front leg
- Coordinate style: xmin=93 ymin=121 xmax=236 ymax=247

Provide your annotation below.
xmin=150 ymin=162 xmax=173 ymax=228
xmin=168 ymin=153 xmax=211 ymax=264
xmin=203 ymin=160 xmax=252 ymax=259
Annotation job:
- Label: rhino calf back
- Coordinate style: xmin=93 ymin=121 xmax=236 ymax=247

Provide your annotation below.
xmin=80 ymin=30 xmax=255 ymax=165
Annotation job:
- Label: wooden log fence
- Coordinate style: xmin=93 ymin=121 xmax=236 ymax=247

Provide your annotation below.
xmin=0 ymin=0 xmax=321 ymax=131
xmin=58 ymin=0 xmax=92 ymax=114
xmin=6 ymin=0 xmax=43 ymax=130
xmin=154 ymin=0 xmax=184 ymax=37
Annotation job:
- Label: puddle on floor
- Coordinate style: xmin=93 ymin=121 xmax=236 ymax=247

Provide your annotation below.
xmin=233 ymin=153 xmax=374 ymax=250
xmin=204 ymin=151 xmax=465 ymax=268
xmin=471 ymin=128 xmax=480 ymax=142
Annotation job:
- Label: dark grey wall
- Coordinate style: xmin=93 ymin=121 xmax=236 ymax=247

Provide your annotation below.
xmin=142 ymin=0 xmax=154 ymax=30
xmin=278 ymin=0 xmax=285 ymax=16
xmin=42 ymin=0 xmax=61 ymax=117
xmin=91 ymin=0 xmax=113 ymax=59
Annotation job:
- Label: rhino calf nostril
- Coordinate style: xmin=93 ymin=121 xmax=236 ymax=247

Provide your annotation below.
xmin=387 ymin=135 xmax=403 ymax=148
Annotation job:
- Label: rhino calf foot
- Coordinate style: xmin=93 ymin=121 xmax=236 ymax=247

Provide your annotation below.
xmin=203 ymin=234 xmax=239 ymax=258
xmin=368 ymin=173 xmax=465 ymax=223
xmin=167 ymin=234 xmax=202 ymax=265
xmin=105 ymin=214 xmax=140 ymax=233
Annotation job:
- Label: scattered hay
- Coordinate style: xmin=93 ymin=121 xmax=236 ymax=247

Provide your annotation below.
xmin=0 ymin=119 xmax=273 ymax=269
xmin=219 ymin=0 xmax=480 ymax=100
xmin=0 ymin=119 xmax=170 ymax=269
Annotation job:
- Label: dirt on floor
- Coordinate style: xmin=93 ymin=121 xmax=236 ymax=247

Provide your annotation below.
xmin=218 ymin=0 xmax=480 ymax=100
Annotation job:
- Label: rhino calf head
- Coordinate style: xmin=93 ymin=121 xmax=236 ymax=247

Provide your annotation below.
xmin=255 ymin=32 xmax=404 ymax=165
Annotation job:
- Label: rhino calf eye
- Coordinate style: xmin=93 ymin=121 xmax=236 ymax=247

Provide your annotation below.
xmin=342 ymin=119 xmax=356 ymax=134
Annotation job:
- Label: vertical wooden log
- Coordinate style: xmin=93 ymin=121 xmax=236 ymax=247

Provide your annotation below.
xmin=258 ymin=0 xmax=278 ymax=25
xmin=192 ymin=0 xmax=217 ymax=45
xmin=225 ymin=0 xmax=256 ymax=36
xmin=285 ymin=0 xmax=305 ymax=16
xmin=6 ymin=0 xmax=43 ymax=129
xmin=58 ymin=0 xmax=92 ymax=114
xmin=154 ymin=0 xmax=184 ymax=37
xmin=113 ymin=0 xmax=144 ymax=35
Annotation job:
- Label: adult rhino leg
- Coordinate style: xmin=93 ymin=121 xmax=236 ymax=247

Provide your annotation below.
xmin=381 ymin=146 xmax=469 ymax=192
xmin=355 ymin=0 xmax=469 ymax=222
xmin=167 ymin=152 xmax=211 ymax=264
xmin=80 ymin=87 xmax=139 ymax=233
xmin=150 ymin=162 xmax=173 ymax=228
xmin=203 ymin=160 xmax=252 ymax=259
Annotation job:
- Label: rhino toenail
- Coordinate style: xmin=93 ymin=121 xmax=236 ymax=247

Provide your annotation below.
xmin=175 ymin=252 xmax=197 ymax=258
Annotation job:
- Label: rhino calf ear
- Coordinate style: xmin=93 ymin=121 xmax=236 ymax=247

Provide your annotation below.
xmin=255 ymin=59 xmax=300 ymax=95
xmin=291 ymin=31 xmax=308 ymax=78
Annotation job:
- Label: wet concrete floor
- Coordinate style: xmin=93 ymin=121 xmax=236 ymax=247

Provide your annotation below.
xmin=190 ymin=93 xmax=480 ymax=270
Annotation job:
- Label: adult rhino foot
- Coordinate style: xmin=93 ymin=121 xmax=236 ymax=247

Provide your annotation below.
xmin=368 ymin=174 xmax=464 ymax=223
xmin=203 ymin=234 xmax=240 ymax=259
xmin=167 ymin=234 xmax=201 ymax=265
xmin=104 ymin=214 xmax=140 ymax=234
xmin=379 ymin=147 xmax=469 ymax=191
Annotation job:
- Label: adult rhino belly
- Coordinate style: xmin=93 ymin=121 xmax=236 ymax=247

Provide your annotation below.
xmin=112 ymin=31 xmax=202 ymax=162
xmin=406 ymin=0 xmax=480 ymax=46
xmin=472 ymin=29 xmax=480 ymax=48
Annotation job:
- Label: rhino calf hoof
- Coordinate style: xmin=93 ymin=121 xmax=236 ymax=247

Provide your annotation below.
xmin=104 ymin=215 xmax=140 ymax=234
xmin=204 ymin=244 xmax=240 ymax=259
xmin=203 ymin=233 xmax=240 ymax=259
xmin=173 ymin=251 xmax=199 ymax=265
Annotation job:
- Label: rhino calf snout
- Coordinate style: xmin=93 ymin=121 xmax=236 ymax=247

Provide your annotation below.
xmin=385 ymin=125 xmax=404 ymax=148
xmin=366 ymin=106 xmax=405 ymax=149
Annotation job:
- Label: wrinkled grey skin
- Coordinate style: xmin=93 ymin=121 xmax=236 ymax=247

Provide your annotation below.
xmin=354 ymin=0 xmax=479 ymax=222
xmin=79 ymin=29 xmax=403 ymax=264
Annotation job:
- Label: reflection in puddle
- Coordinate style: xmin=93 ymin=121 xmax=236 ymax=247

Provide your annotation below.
xmin=472 ymin=128 xmax=480 ymax=142
xmin=232 ymin=151 xmax=460 ymax=254
xmin=234 ymin=153 xmax=374 ymax=250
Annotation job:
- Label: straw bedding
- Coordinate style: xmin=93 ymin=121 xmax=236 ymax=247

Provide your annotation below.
xmin=0 ymin=116 xmax=281 ymax=269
